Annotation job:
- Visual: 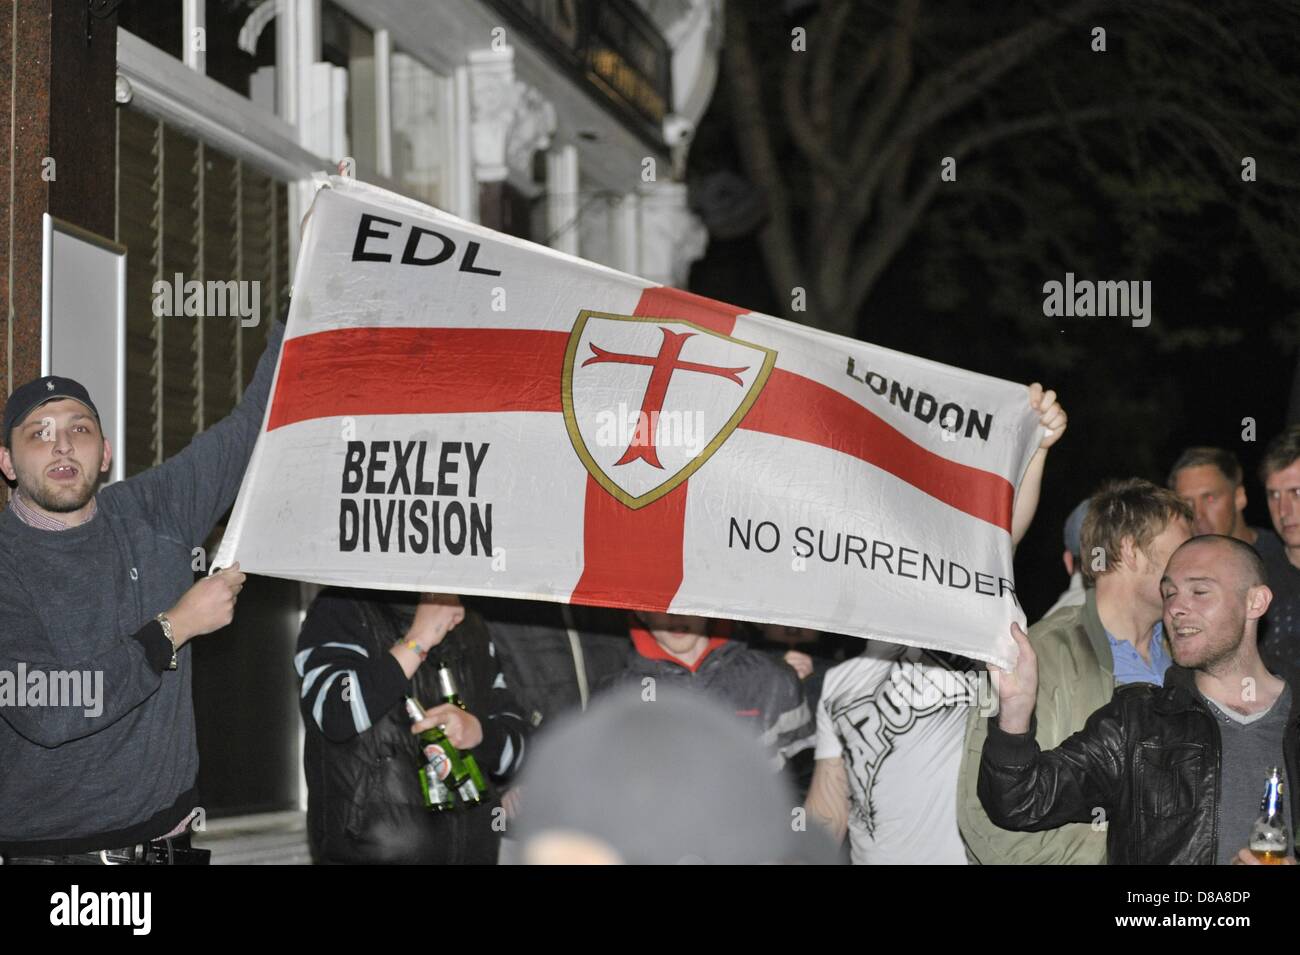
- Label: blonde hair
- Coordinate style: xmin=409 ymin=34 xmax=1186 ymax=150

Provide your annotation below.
xmin=1080 ymin=479 xmax=1192 ymax=585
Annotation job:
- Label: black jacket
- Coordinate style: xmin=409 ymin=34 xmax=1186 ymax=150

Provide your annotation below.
xmin=297 ymin=588 xmax=529 ymax=864
xmin=597 ymin=632 xmax=816 ymax=771
xmin=978 ymin=663 xmax=1300 ymax=864
xmin=470 ymin=598 xmax=630 ymax=727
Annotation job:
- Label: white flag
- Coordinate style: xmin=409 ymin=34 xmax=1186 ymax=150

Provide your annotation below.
xmin=216 ymin=177 xmax=1044 ymax=666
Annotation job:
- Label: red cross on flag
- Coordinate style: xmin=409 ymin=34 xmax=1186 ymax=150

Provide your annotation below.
xmin=564 ymin=311 xmax=776 ymax=507
xmin=215 ymin=177 xmax=1044 ymax=666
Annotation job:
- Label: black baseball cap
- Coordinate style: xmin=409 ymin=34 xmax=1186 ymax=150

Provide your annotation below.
xmin=2 ymin=376 xmax=101 ymax=447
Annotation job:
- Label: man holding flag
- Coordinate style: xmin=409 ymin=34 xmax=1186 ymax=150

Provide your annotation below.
xmin=0 ymin=320 xmax=285 ymax=863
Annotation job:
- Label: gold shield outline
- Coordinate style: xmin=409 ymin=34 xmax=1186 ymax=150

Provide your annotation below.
xmin=561 ymin=309 xmax=778 ymax=510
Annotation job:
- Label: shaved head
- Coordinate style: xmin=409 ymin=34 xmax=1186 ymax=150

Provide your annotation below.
xmin=1169 ymin=534 xmax=1267 ymax=593
xmin=1161 ymin=534 xmax=1272 ymax=673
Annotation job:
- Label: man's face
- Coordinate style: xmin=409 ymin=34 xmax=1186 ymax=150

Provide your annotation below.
xmin=0 ymin=399 xmax=110 ymax=514
xmin=636 ymin=611 xmax=709 ymax=655
xmin=1265 ymin=458 xmax=1300 ymax=547
xmin=1173 ymin=465 xmax=1244 ymax=537
xmin=1161 ymin=541 xmax=1256 ymax=671
xmin=1130 ymin=518 xmax=1193 ymax=613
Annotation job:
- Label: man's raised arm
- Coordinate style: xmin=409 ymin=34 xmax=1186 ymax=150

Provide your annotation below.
xmin=977 ymin=623 xmax=1123 ymax=834
xmin=125 ymin=319 xmax=286 ymax=546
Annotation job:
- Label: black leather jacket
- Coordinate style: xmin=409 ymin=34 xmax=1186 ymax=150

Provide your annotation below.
xmin=978 ymin=664 xmax=1300 ymax=864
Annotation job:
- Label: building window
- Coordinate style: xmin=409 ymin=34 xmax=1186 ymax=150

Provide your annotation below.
xmin=118 ymin=2 xmax=279 ymax=113
xmin=204 ymin=0 xmax=279 ymax=108
xmin=321 ymin=1 xmax=378 ymax=180
xmin=115 ymin=107 xmax=289 ymax=474
xmin=390 ymin=50 xmax=449 ymax=208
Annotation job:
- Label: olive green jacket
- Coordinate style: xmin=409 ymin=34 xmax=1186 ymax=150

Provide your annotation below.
xmin=957 ymin=589 xmax=1114 ymax=864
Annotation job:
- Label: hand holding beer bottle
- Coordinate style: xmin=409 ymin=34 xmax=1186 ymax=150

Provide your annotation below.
xmin=406 ymin=697 xmax=456 ymax=812
xmin=436 ymin=665 xmax=489 ymax=803
xmin=408 ymin=667 xmax=489 ymax=805
xmin=418 ymin=702 xmax=483 ymax=750
xmin=1234 ymin=767 xmax=1296 ymax=865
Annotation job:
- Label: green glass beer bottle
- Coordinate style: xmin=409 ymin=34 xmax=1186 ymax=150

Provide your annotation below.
xmin=404 ymin=697 xmax=456 ymax=811
xmin=438 ymin=666 xmax=489 ymax=801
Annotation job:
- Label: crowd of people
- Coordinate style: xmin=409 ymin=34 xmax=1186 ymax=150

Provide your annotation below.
xmin=1 ymin=314 xmax=1297 ymax=865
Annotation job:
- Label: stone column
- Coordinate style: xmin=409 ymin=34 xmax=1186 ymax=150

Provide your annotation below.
xmin=637 ymin=180 xmax=708 ymax=288
xmin=547 ymin=145 xmax=579 ymax=256
xmin=468 ymin=45 xmax=555 ymax=234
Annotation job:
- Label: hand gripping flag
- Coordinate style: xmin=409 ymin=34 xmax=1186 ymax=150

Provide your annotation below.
xmin=215 ymin=176 xmax=1044 ymax=666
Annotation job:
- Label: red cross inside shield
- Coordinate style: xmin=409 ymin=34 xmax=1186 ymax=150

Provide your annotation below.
xmin=562 ymin=310 xmax=777 ymax=509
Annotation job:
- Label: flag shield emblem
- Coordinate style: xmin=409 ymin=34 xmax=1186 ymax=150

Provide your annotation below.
xmin=562 ymin=309 xmax=777 ymax=509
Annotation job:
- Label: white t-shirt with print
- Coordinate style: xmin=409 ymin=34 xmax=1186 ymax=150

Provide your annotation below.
xmin=815 ymin=641 xmax=979 ymax=865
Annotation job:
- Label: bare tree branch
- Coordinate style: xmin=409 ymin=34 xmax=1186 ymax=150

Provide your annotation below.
xmin=813 ymin=0 xmax=921 ymax=304
xmin=720 ymin=0 xmax=1300 ymax=340
xmin=724 ymin=0 xmax=802 ymax=315
xmin=872 ymin=0 xmax=1106 ymax=168
xmin=841 ymin=106 xmax=1120 ymax=319
xmin=845 ymin=0 xmax=920 ymax=173
xmin=843 ymin=34 xmax=888 ymax=118
xmin=909 ymin=0 xmax=1104 ymax=118
xmin=781 ymin=8 xmax=850 ymax=187
xmin=811 ymin=0 xmax=855 ymax=137
xmin=845 ymin=175 xmax=942 ymax=321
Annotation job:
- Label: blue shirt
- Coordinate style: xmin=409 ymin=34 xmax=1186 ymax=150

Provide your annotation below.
xmin=1106 ymin=620 xmax=1172 ymax=686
